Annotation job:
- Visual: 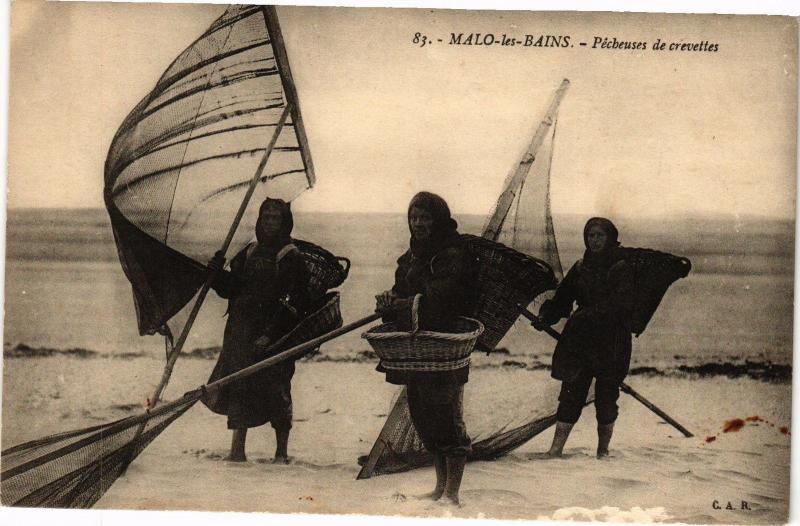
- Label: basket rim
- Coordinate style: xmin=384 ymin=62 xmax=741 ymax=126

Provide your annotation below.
xmin=255 ymin=291 xmax=341 ymax=353
xmin=380 ymin=356 xmax=471 ymax=371
xmin=362 ymin=316 xmax=484 ymax=341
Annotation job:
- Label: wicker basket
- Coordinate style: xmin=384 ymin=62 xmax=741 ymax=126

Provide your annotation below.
xmin=294 ymin=239 xmax=350 ymax=300
xmin=614 ymin=246 xmax=691 ymax=336
xmin=254 ymin=292 xmax=343 ymax=359
xmin=362 ymin=294 xmax=484 ymax=372
xmin=461 ymin=234 xmax=557 ymax=352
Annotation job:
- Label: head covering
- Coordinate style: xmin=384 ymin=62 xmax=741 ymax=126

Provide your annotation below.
xmin=583 ymin=217 xmax=619 ymax=250
xmin=407 ymin=191 xmax=460 ymax=258
xmin=582 ymin=217 xmax=620 ymax=268
xmin=256 ymin=198 xmax=293 ymax=247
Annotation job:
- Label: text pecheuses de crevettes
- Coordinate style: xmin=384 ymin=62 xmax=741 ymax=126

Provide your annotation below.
xmin=447 ymin=33 xmax=719 ymax=52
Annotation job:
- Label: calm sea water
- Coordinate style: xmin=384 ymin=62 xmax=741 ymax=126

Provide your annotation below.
xmin=2 ymin=209 xmax=794 ymax=369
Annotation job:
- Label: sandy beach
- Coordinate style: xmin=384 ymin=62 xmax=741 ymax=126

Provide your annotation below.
xmin=2 ymin=350 xmax=791 ymax=523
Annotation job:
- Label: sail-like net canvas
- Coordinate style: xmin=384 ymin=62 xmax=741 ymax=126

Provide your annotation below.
xmin=496 ymin=121 xmax=563 ymax=281
xmin=104 ymin=5 xmax=314 ymax=341
xmin=1 ymin=392 xmax=202 ymax=508
xmin=358 ymin=82 xmax=569 ymax=479
xmin=1 ymin=6 xmax=320 ymax=510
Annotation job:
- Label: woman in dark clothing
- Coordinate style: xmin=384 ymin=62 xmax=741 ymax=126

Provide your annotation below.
xmin=376 ymin=191 xmax=477 ymax=505
xmin=534 ymin=217 xmax=634 ymax=458
xmin=203 ymin=198 xmax=311 ymax=463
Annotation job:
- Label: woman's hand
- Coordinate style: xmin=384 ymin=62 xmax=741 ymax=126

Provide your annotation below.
xmin=530 ymin=315 xmax=548 ymax=331
xmin=207 ymin=250 xmax=226 ymax=272
xmin=375 ymin=290 xmax=397 ymax=314
xmin=253 ymin=335 xmax=271 ymax=350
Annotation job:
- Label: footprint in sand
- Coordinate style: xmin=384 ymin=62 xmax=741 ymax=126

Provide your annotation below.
xmin=602 ymin=477 xmax=645 ymax=490
xmin=716 ymin=468 xmax=762 ymax=484
xmin=182 ymin=448 xmax=217 ymax=459
xmin=460 ymin=488 xmax=528 ymax=507
xmin=667 ymin=469 xmax=714 ymax=483
xmin=525 ymin=452 xmax=560 ymax=461
xmin=674 ymin=513 xmax=719 ymax=523
xmin=746 ymin=492 xmax=782 ymax=505
xmin=280 ymin=459 xmax=349 ymax=471
xmin=391 ymin=492 xmax=408 ymax=502
xmin=524 ymin=451 xmax=583 ymax=461
xmin=254 ymin=456 xmax=297 ymax=466
xmin=195 ymin=450 xmax=252 ymax=465
xmin=423 ymin=499 xmax=464 ymax=511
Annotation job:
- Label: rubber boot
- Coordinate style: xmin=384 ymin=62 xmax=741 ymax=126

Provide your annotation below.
xmin=273 ymin=427 xmax=291 ymax=464
xmin=226 ymin=428 xmax=247 ymax=462
xmin=597 ymin=422 xmax=614 ymax=458
xmin=443 ymin=456 xmax=466 ymax=505
xmin=547 ymin=421 xmax=574 ymax=457
xmin=420 ymin=453 xmax=446 ymax=500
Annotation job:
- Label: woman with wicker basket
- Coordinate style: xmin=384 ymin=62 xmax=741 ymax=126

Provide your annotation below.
xmin=534 ymin=217 xmax=634 ymax=458
xmin=202 ymin=198 xmax=312 ymax=463
xmin=374 ymin=192 xmax=479 ymax=505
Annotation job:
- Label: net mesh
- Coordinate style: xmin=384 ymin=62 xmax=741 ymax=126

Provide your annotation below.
xmin=104 ymin=5 xmax=314 ymax=339
xmin=1 ymin=392 xmax=200 ymax=508
xmin=498 ymin=120 xmax=563 ymax=281
xmin=358 ymin=86 xmax=568 ymax=479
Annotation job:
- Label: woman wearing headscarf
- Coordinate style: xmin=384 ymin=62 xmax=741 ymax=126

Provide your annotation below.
xmin=203 ymin=198 xmax=311 ymax=463
xmin=375 ymin=191 xmax=478 ymax=505
xmin=534 ymin=217 xmax=634 ymax=458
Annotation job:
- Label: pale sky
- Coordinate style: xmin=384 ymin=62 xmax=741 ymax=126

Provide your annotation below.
xmin=6 ymin=0 xmax=798 ymax=218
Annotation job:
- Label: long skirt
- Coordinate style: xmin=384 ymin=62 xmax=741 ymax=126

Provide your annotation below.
xmin=202 ymin=298 xmax=294 ymax=431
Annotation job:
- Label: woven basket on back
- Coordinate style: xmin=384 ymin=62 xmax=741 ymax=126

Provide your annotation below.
xmin=460 ymin=234 xmax=557 ymax=352
xmin=254 ymin=291 xmax=343 ymax=359
xmin=294 ymin=239 xmax=351 ymax=300
xmin=614 ymin=246 xmax=691 ymax=336
xmin=362 ymin=294 xmax=484 ymax=372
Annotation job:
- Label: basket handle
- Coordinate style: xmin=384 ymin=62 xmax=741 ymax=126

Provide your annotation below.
xmin=336 ymin=256 xmax=351 ymax=279
xmin=411 ymin=294 xmax=422 ymax=334
xmin=678 ymin=256 xmax=692 ymax=277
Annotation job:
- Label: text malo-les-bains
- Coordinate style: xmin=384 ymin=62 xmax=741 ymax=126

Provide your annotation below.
xmin=449 ymin=33 xmax=571 ymax=47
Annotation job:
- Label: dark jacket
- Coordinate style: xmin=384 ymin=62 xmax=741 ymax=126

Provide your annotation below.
xmin=381 ymin=235 xmax=478 ymax=385
xmin=212 ymin=242 xmax=311 ymax=340
xmin=539 ymin=250 xmax=634 ymax=383
xmin=203 ymin=241 xmax=312 ymax=427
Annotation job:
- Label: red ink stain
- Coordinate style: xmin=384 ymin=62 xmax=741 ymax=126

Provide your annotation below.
xmin=707 ymin=416 xmax=790 ymax=444
xmin=723 ymin=419 xmax=746 ymax=433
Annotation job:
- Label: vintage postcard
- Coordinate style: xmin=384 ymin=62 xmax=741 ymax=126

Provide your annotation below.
xmin=2 ymin=1 xmax=797 ymax=525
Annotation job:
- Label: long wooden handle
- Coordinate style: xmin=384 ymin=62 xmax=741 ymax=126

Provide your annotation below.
xmin=618 ymin=383 xmax=693 ymax=437
xmin=204 ymin=312 xmax=382 ymax=393
xmin=483 ymin=79 xmax=570 ymax=240
xmin=517 ymin=304 xmax=694 ymax=438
